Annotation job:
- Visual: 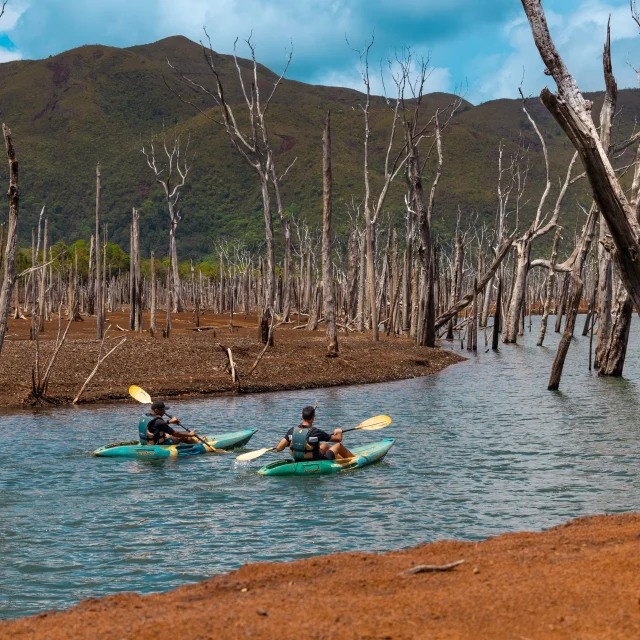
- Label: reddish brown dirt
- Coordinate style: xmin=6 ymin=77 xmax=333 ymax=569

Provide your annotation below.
xmin=0 ymin=311 xmax=463 ymax=408
xmin=2 ymin=513 xmax=639 ymax=639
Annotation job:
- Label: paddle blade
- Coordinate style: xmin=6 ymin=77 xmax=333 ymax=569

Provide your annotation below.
xmin=129 ymin=385 xmax=152 ymax=404
xmin=236 ymin=447 xmax=273 ymax=461
xmin=356 ymin=415 xmax=392 ymax=431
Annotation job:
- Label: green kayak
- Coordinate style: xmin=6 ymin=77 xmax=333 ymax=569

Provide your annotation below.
xmin=257 ymin=438 xmax=395 ymax=476
xmin=93 ymin=428 xmax=258 ymax=458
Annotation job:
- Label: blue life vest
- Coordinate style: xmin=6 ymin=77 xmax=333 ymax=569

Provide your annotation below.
xmin=138 ymin=415 xmax=169 ymax=445
xmin=290 ymin=425 xmax=317 ymax=461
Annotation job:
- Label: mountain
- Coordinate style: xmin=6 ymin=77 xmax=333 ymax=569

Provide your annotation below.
xmin=0 ymin=35 xmax=638 ymax=259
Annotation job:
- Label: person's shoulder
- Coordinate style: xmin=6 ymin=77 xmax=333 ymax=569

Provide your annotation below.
xmin=312 ymin=427 xmax=331 ymax=437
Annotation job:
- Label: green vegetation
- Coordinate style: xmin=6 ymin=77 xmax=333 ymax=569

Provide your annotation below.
xmin=0 ymin=35 xmax=638 ymax=260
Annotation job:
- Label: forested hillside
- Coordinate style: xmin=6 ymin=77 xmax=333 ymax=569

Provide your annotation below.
xmin=0 ymin=35 xmax=638 ymax=258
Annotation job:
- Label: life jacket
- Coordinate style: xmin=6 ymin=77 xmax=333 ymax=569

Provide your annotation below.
xmin=290 ymin=424 xmax=318 ymax=461
xmin=138 ymin=415 xmax=169 ymax=445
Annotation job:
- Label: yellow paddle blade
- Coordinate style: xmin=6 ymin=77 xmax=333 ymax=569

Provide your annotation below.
xmin=129 ymin=385 xmax=152 ymax=404
xmin=236 ymin=447 xmax=274 ymax=461
xmin=356 ymin=415 xmax=392 ymax=431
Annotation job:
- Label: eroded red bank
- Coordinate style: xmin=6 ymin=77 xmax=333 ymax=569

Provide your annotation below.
xmin=2 ymin=513 xmax=640 ymax=639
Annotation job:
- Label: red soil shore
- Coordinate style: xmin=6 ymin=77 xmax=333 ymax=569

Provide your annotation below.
xmin=2 ymin=513 xmax=639 ymax=639
xmin=0 ymin=311 xmax=463 ymax=408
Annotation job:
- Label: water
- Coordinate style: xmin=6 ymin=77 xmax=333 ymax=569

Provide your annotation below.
xmin=2 ymin=315 xmax=640 ymax=619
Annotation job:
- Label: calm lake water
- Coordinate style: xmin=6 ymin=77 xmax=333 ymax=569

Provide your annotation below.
xmin=2 ymin=315 xmax=640 ymax=619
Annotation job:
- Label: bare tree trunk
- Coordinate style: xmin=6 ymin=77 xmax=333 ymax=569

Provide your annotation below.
xmin=322 ymin=112 xmax=338 ymax=355
xmin=0 ymin=124 xmax=19 ymax=357
xmin=347 ymin=221 xmax=358 ymax=322
xmin=150 ymin=251 xmax=157 ymax=337
xmin=492 ymin=277 xmax=502 ymax=350
xmin=522 ymin=1 xmax=640 ymax=311
xmin=504 ymin=242 xmax=530 ymax=343
xmin=87 ymin=234 xmax=95 ymax=316
xmin=599 ymin=279 xmax=633 ymax=377
xmin=357 ymin=235 xmax=366 ymax=332
xmin=38 ymin=218 xmax=48 ymax=332
xmin=446 ymin=235 xmax=464 ymax=340
xmin=95 ymin=163 xmax=104 ymax=340
xmin=548 ymin=207 xmax=597 ymax=390
xmin=164 ymin=266 xmax=172 ymax=338
xmin=581 ymin=270 xmax=598 ymax=337
xmin=537 ymin=229 xmax=560 ymax=346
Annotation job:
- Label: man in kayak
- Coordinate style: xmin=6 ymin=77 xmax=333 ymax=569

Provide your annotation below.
xmin=139 ymin=400 xmax=197 ymax=445
xmin=275 ymin=405 xmax=354 ymax=461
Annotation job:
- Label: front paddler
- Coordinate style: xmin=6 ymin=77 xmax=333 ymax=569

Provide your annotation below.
xmin=275 ymin=405 xmax=354 ymax=461
xmin=138 ymin=400 xmax=197 ymax=445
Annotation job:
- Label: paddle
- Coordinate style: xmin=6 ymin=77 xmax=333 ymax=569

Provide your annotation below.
xmin=128 ymin=385 xmax=224 ymax=452
xmin=235 ymin=414 xmax=392 ymax=461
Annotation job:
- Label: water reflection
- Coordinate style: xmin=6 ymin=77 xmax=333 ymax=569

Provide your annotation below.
xmin=1 ymin=315 xmax=640 ymax=618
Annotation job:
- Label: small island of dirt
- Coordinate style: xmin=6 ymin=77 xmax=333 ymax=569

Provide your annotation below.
xmin=0 ymin=311 xmax=464 ymax=408
xmin=2 ymin=513 xmax=639 ymax=639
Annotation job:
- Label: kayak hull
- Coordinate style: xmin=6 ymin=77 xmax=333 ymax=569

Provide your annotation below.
xmin=257 ymin=438 xmax=395 ymax=476
xmin=93 ymin=429 xmax=258 ymax=458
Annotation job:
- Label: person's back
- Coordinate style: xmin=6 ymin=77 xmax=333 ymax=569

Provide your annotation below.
xmin=274 ymin=405 xmax=354 ymax=461
xmin=290 ymin=422 xmax=327 ymax=461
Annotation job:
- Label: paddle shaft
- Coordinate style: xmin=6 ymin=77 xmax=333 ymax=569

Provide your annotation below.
xmin=163 ymin=412 xmax=210 ymax=448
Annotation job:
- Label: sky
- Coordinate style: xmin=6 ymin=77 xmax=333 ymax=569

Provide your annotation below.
xmin=0 ymin=0 xmax=638 ymax=104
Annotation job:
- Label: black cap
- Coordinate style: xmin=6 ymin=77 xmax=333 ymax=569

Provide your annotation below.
xmin=151 ymin=400 xmax=168 ymax=412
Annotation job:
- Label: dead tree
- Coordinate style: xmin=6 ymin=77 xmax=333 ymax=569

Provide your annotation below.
xmin=596 ymin=22 xmax=638 ymax=376
xmin=150 ymin=251 xmax=157 ymax=337
xmin=141 ymin=128 xmax=189 ymax=312
xmin=128 ymin=208 xmax=143 ymax=332
xmin=322 ymin=112 xmax=338 ymax=356
xmin=29 ymin=306 xmax=73 ymax=404
xmin=537 ymin=228 xmax=560 ymax=346
xmin=0 ymin=124 xmax=19 ymax=357
xmin=168 ymin=34 xmax=296 ymax=315
xmin=521 ymin=0 xmax=640 ymax=312
xmin=95 ymin=163 xmax=105 ymax=339
xmin=503 ymin=101 xmax=581 ymax=344
xmin=548 ymin=205 xmax=598 ymax=390
xmin=352 ymin=39 xmax=416 ymax=341
xmin=73 ymin=326 xmax=127 ymax=404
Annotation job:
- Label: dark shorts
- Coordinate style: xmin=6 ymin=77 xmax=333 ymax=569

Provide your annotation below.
xmin=294 ymin=451 xmax=335 ymax=462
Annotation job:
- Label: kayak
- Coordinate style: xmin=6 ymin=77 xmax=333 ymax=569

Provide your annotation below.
xmin=93 ymin=429 xmax=258 ymax=458
xmin=257 ymin=438 xmax=395 ymax=476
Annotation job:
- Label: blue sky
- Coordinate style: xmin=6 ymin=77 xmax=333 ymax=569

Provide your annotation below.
xmin=1 ymin=0 xmax=638 ymax=103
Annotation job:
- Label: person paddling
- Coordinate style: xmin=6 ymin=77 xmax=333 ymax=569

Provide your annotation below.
xmin=275 ymin=405 xmax=354 ymax=461
xmin=138 ymin=400 xmax=197 ymax=445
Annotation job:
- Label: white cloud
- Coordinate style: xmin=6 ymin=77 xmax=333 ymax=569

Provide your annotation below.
xmin=1 ymin=0 xmax=28 ymax=31
xmin=470 ymin=0 xmax=639 ymax=103
xmin=0 ymin=47 xmax=22 ymax=62
xmin=312 ymin=63 xmax=452 ymax=97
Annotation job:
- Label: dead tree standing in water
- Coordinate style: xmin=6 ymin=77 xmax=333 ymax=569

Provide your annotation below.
xmin=522 ymin=1 xmax=640 ymax=312
xmin=548 ymin=205 xmax=598 ymax=390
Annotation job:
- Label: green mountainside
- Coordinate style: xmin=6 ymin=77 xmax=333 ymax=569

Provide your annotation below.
xmin=0 ymin=35 xmax=638 ymax=259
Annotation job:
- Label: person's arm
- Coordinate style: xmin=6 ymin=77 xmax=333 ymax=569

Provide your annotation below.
xmin=172 ymin=431 xmax=196 ymax=441
xmin=329 ymin=428 xmax=343 ymax=443
xmin=275 ymin=437 xmax=289 ymax=452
